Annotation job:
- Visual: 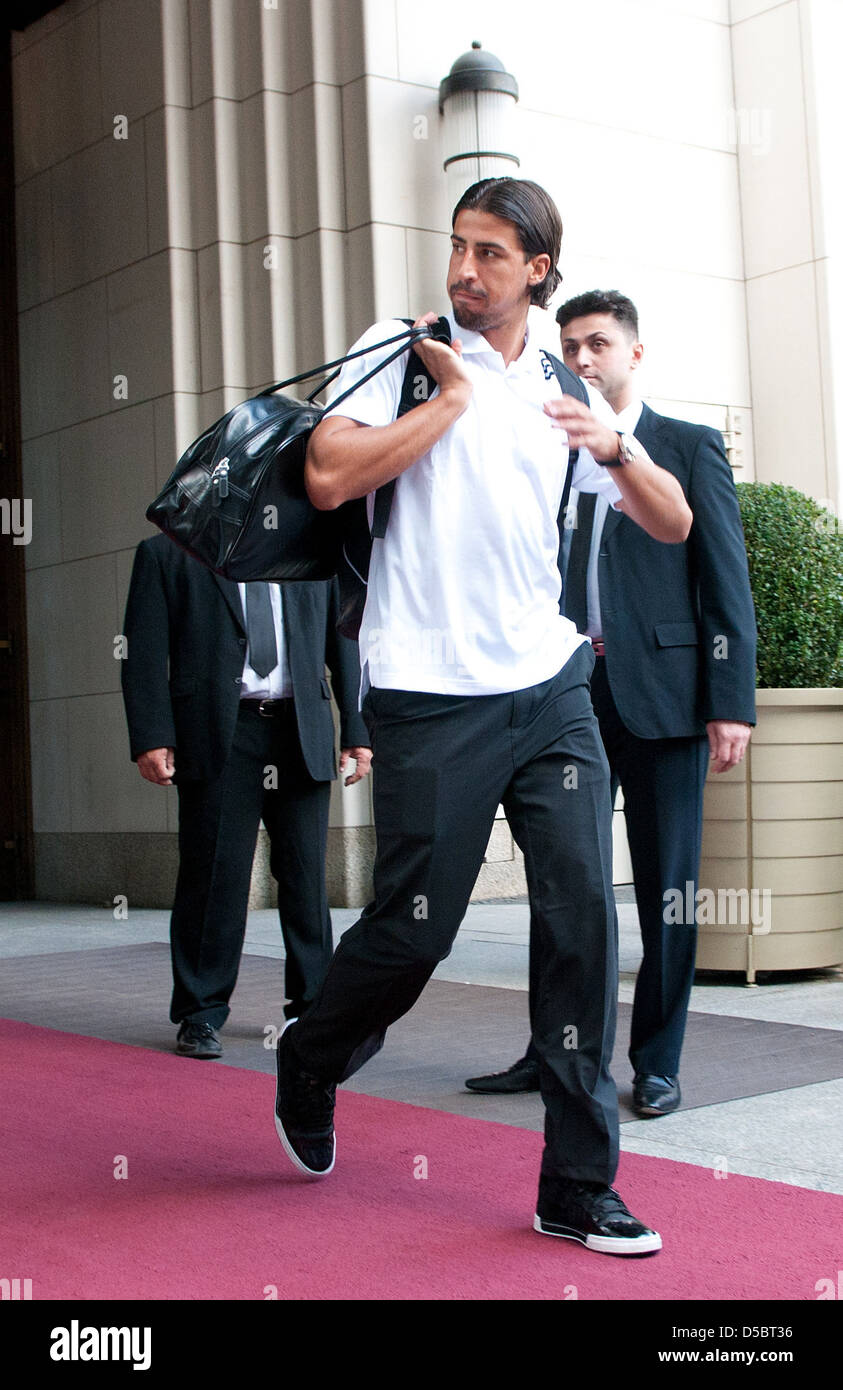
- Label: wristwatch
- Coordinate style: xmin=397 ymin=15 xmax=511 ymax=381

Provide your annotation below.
xmin=600 ymin=431 xmax=638 ymax=467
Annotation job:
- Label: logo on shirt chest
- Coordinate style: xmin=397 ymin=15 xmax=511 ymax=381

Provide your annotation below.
xmin=539 ymin=350 xmax=556 ymax=382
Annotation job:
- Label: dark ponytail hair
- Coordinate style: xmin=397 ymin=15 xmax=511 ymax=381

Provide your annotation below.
xmin=452 ymin=178 xmax=563 ymax=308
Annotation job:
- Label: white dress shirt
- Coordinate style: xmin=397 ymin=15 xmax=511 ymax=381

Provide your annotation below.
xmin=237 ymin=582 xmax=293 ymax=699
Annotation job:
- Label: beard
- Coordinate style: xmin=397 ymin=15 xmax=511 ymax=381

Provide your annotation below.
xmin=448 ymin=284 xmax=498 ymax=334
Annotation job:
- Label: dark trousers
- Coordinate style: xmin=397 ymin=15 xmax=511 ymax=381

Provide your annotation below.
xmin=170 ymin=702 xmax=332 ymax=1028
xmin=289 ymin=644 xmax=620 ymax=1185
xmin=590 ymin=656 xmax=709 ymax=1075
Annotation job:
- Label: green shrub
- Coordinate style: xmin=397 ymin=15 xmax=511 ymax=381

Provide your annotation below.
xmin=736 ymin=482 xmax=843 ymax=688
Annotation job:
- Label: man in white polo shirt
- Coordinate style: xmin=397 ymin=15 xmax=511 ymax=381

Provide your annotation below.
xmin=273 ymin=178 xmax=692 ymax=1256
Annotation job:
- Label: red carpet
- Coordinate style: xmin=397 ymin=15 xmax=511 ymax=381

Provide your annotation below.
xmin=1 ymin=1018 xmax=838 ymax=1300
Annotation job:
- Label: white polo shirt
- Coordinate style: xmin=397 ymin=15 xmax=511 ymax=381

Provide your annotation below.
xmin=326 ymin=315 xmax=622 ymax=696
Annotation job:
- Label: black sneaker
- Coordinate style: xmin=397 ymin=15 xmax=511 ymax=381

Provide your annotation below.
xmin=175 ymin=1019 xmax=222 ymax=1059
xmin=534 ymin=1178 xmax=662 ymax=1256
xmin=274 ymin=1026 xmax=336 ymax=1177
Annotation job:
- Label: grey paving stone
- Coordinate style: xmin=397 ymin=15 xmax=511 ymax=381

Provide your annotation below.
xmin=620 ymin=1079 xmax=843 ymax=1194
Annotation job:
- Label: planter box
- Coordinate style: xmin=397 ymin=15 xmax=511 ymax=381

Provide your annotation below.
xmin=697 ymin=689 xmax=843 ymax=983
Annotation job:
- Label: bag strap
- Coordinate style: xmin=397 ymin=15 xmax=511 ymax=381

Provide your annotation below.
xmin=369 ymin=333 xmax=588 ymax=545
xmin=541 ymin=349 xmax=589 ymax=526
xmin=317 ymin=319 xmax=451 ymax=418
xmin=541 ymin=349 xmax=591 ymax=610
xmin=255 ymin=323 xmax=435 ymax=401
xmin=371 ymin=317 xmax=451 ymax=539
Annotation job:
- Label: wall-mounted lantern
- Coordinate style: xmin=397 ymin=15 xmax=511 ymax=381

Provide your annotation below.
xmin=439 ymin=40 xmax=519 ymax=208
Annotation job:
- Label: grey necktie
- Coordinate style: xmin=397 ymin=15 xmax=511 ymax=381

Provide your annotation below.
xmin=245 ymin=583 xmax=278 ymax=678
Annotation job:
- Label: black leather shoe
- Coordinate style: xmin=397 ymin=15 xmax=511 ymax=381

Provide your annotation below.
xmin=465 ymin=1056 xmax=540 ymax=1094
xmin=534 ymin=1176 xmax=662 ymax=1256
xmin=632 ymin=1073 xmax=681 ymax=1117
xmin=175 ymin=1019 xmax=222 ymax=1059
xmin=274 ymin=1025 xmax=336 ymax=1177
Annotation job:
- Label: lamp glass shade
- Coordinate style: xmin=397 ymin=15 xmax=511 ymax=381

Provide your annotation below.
xmin=443 ymin=88 xmax=519 ymax=208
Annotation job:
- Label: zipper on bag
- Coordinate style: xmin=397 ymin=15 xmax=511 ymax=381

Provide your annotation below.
xmin=211 ymin=458 xmax=230 ymax=500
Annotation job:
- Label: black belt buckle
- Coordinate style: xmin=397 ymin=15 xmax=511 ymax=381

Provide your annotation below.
xmin=257 ymin=698 xmax=294 ymax=717
xmin=240 ymin=697 xmax=291 ymax=717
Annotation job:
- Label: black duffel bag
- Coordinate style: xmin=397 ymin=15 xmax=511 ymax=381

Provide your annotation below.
xmin=145 ymin=321 xmax=445 ymax=586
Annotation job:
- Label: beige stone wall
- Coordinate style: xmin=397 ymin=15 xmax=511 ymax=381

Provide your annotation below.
xmin=371 ymin=0 xmax=752 ymax=444
xmin=732 ymin=0 xmax=842 ymax=518
xmin=15 ymin=0 xmax=383 ymax=906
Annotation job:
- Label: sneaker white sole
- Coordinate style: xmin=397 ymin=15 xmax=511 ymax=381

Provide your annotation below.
xmin=533 ymin=1214 xmax=662 ymax=1255
xmin=275 ymin=1019 xmax=335 ymax=1179
xmin=274 ymin=1113 xmax=336 ymax=1178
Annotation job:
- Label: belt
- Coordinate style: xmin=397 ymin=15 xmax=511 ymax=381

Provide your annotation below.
xmin=590 ymin=639 xmax=606 ymax=657
xmin=239 ymin=698 xmax=294 ymax=718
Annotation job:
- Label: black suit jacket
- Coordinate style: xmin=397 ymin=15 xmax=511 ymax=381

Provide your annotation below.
xmin=566 ymin=404 xmax=757 ymax=739
xmin=121 ymin=534 xmax=369 ymax=782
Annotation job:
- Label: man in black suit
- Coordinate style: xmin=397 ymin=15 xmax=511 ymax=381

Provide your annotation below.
xmin=467 ymin=289 xmax=756 ymax=1115
xmin=121 ymin=533 xmax=371 ymax=1058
